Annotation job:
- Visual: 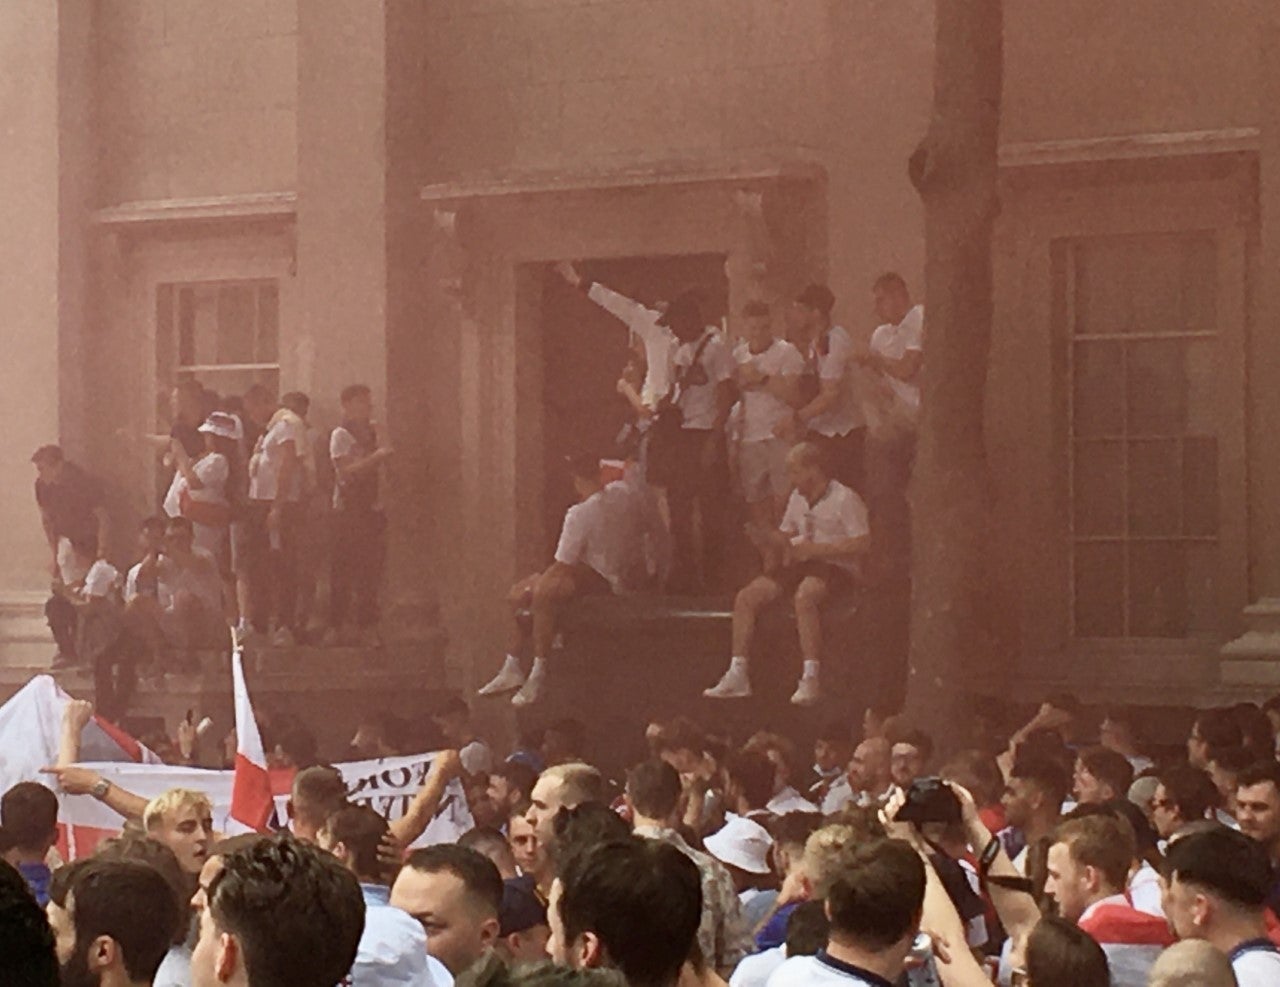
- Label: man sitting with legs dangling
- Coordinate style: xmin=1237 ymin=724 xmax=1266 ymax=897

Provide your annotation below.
xmin=477 ymin=453 xmax=646 ymax=708
xmin=703 ymin=441 xmax=868 ymax=707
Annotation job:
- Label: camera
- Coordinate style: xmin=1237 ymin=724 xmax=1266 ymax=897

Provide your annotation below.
xmin=895 ymin=777 xmax=961 ymax=825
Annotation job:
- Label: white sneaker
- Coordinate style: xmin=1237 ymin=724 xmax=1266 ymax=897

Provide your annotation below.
xmin=511 ymin=666 xmax=546 ymax=707
xmin=703 ymin=665 xmax=752 ymax=699
xmin=790 ymin=676 xmax=821 ymax=706
xmin=271 ymin=627 xmax=295 ymax=648
xmin=478 ymin=656 xmax=525 ymax=697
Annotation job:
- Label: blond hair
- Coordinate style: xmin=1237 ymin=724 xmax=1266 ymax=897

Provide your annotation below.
xmin=143 ymin=788 xmax=213 ymax=832
xmin=1147 ymin=940 xmax=1237 ymax=987
xmin=542 ymin=762 xmax=605 ymax=808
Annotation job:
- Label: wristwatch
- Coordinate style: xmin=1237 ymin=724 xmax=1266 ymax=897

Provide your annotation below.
xmin=90 ymin=778 xmax=110 ymax=800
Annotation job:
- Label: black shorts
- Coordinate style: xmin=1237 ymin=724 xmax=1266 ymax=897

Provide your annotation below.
xmin=773 ymin=560 xmax=855 ymax=597
xmin=573 ymin=565 xmax=614 ymax=597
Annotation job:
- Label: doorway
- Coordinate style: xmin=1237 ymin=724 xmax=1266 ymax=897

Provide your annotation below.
xmin=537 ymin=253 xmax=728 ymax=555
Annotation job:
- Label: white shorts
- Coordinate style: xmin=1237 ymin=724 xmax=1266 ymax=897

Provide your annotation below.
xmin=738 ymin=438 xmax=791 ymax=503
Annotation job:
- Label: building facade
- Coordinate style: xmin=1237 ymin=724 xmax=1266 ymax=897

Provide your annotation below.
xmin=2 ymin=0 xmax=1278 ymax=706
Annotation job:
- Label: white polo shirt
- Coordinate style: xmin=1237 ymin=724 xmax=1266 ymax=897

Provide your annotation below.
xmin=807 ymin=325 xmax=865 ymax=437
xmin=1231 ymin=940 xmax=1280 ymax=987
xmin=554 ymin=482 xmax=647 ymax=592
xmin=674 ymin=329 xmax=735 ymax=430
xmin=587 ymin=282 xmax=678 ymax=408
xmin=248 ymin=415 xmax=306 ymax=502
xmin=766 ymin=952 xmax=895 ymax=987
xmin=735 ymin=337 xmax=805 ymax=443
xmin=779 ymin=481 xmax=870 ymax=573
xmin=869 ymin=305 xmax=924 ymax=414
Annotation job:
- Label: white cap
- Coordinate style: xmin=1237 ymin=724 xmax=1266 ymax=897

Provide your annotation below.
xmin=199 ymin=411 xmax=243 ymax=441
xmin=703 ymin=814 xmax=773 ymax=875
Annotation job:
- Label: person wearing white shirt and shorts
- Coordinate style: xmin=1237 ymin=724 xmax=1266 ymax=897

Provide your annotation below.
xmin=857 ymin=273 xmax=924 ymax=580
xmin=477 ymin=452 xmax=648 ymax=708
xmin=733 ymin=300 xmax=805 ymax=526
xmin=704 ymin=441 xmax=869 ymax=707
xmin=245 ymin=391 xmax=310 ymax=647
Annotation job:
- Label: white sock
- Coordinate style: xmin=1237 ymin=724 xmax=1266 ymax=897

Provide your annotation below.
xmin=730 ymin=655 xmax=748 ymax=673
xmin=504 ymin=653 xmax=521 ymax=670
xmin=803 ymin=660 xmax=819 ymax=680
xmin=530 ymin=656 xmax=548 ymax=678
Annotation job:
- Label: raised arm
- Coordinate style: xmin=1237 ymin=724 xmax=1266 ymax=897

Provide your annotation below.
xmin=387 ymin=750 xmax=463 ymax=847
xmin=42 ymin=699 xmax=150 ymax=821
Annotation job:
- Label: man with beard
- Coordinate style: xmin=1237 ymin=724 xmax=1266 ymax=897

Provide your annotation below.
xmin=1235 ymin=759 xmax=1280 ymax=914
xmin=190 ymin=834 xmax=364 ymax=987
xmin=46 ymin=859 xmax=181 ymax=987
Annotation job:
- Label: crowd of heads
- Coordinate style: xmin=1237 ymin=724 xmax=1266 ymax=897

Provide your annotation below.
xmin=8 ymin=686 xmax=1280 ymax=986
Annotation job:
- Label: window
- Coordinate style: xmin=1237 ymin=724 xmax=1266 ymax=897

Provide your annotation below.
xmin=156 ymin=280 xmax=280 ymax=403
xmin=1061 ymin=233 xmax=1220 ymax=639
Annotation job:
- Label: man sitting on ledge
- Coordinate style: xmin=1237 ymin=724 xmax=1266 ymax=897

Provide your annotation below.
xmin=477 ymin=452 xmax=648 ymax=708
xmin=703 ymin=441 xmax=868 ymax=707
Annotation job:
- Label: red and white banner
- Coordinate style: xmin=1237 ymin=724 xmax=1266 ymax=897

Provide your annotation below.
xmin=0 ymin=674 xmax=472 ymax=857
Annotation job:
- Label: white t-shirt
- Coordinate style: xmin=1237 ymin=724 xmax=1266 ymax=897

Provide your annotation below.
xmin=674 ymin=330 xmax=735 ymax=430
xmin=807 ymin=325 xmax=865 ymax=437
xmin=730 ymin=945 xmax=787 ymax=987
xmin=779 ymin=481 xmax=870 ymax=573
xmin=553 ymin=482 xmax=647 ymax=592
xmin=735 ymin=338 xmax=805 ymax=443
xmin=869 ymin=304 xmax=924 ymax=413
xmin=1127 ymin=861 xmax=1164 ymax=917
xmin=156 ymin=549 xmax=223 ymax=613
xmin=766 ymin=786 xmax=820 ymax=816
xmin=1231 ymin=942 xmax=1280 ymax=987
xmin=766 ymin=953 xmax=891 ymax=987
xmin=249 ymin=416 xmax=306 ymax=502
xmin=81 ymin=560 xmax=121 ymax=600
xmin=163 ymin=453 xmax=230 ymax=518
xmin=587 ymin=282 xmax=678 ymax=408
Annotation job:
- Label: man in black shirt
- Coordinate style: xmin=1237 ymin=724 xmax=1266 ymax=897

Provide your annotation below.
xmin=32 ymin=445 xmax=108 ymax=667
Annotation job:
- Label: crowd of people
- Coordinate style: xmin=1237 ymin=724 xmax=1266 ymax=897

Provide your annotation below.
xmin=4 ymin=690 xmax=1280 ymax=986
xmin=478 ymin=268 xmax=923 ymax=708
xmin=33 ymin=378 xmax=393 ymax=718
xmin=33 ymin=269 xmax=922 ymax=717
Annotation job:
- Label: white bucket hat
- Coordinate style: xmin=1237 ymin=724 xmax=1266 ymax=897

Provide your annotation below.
xmin=703 ymin=814 xmax=773 ymax=875
xmin=199 ymin=411 xmax=243 ymax=442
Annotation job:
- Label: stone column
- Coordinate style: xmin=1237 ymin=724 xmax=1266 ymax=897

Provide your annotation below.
xmin=1220 ymin=3 xmax=1280 ymax=679
xmin=0 ymin=1 xmax=92 ymax=597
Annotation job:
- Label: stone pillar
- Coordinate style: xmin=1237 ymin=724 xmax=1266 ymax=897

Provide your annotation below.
xmin=295 ymin=1 xmax=389 ymax=426
xmin=294 ymin=1 xmax=445 ymax=664
xmin=0 ymin=1 xmax=93 ymax=596
xmin=1220 ymin=3 xmax=1280 ymax=680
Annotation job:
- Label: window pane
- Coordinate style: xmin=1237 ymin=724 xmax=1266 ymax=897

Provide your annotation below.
xmin=1130 ymin=542 xmax=1188 ymax=638
xmin=1073 ymin=441 xmax=1124 ymax=536
xmin=1127 ymin=339 xmax=1186 ymax=434
xmin=1073 ymin=341 xmax=1123 ymax=438
xmin=216 ymin=284 xmax=257 ymax=364
xmin=191 ymin=285 xmax=220 ymax=366
xmin=1185 ymin=542 xmax=1218 ymax=632
xmin=1128 ymin=439 xmax=1180 ymax=537
xmin=1073 ymin=242 xmax=1130 ymax=336
xmin=1075 ymin=542 xmax=1125 ymax=637
xmin=178 ymin=287 xmax=196 ymax=366
xmin=257 ymin=284 xmax=279 ymax=363
xmin=1183 ymin=437 xmax=1218 ymax=537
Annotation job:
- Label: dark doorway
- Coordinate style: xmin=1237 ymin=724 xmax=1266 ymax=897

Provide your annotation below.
xmin=538 ymin=253 xmax=728 ymax=554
